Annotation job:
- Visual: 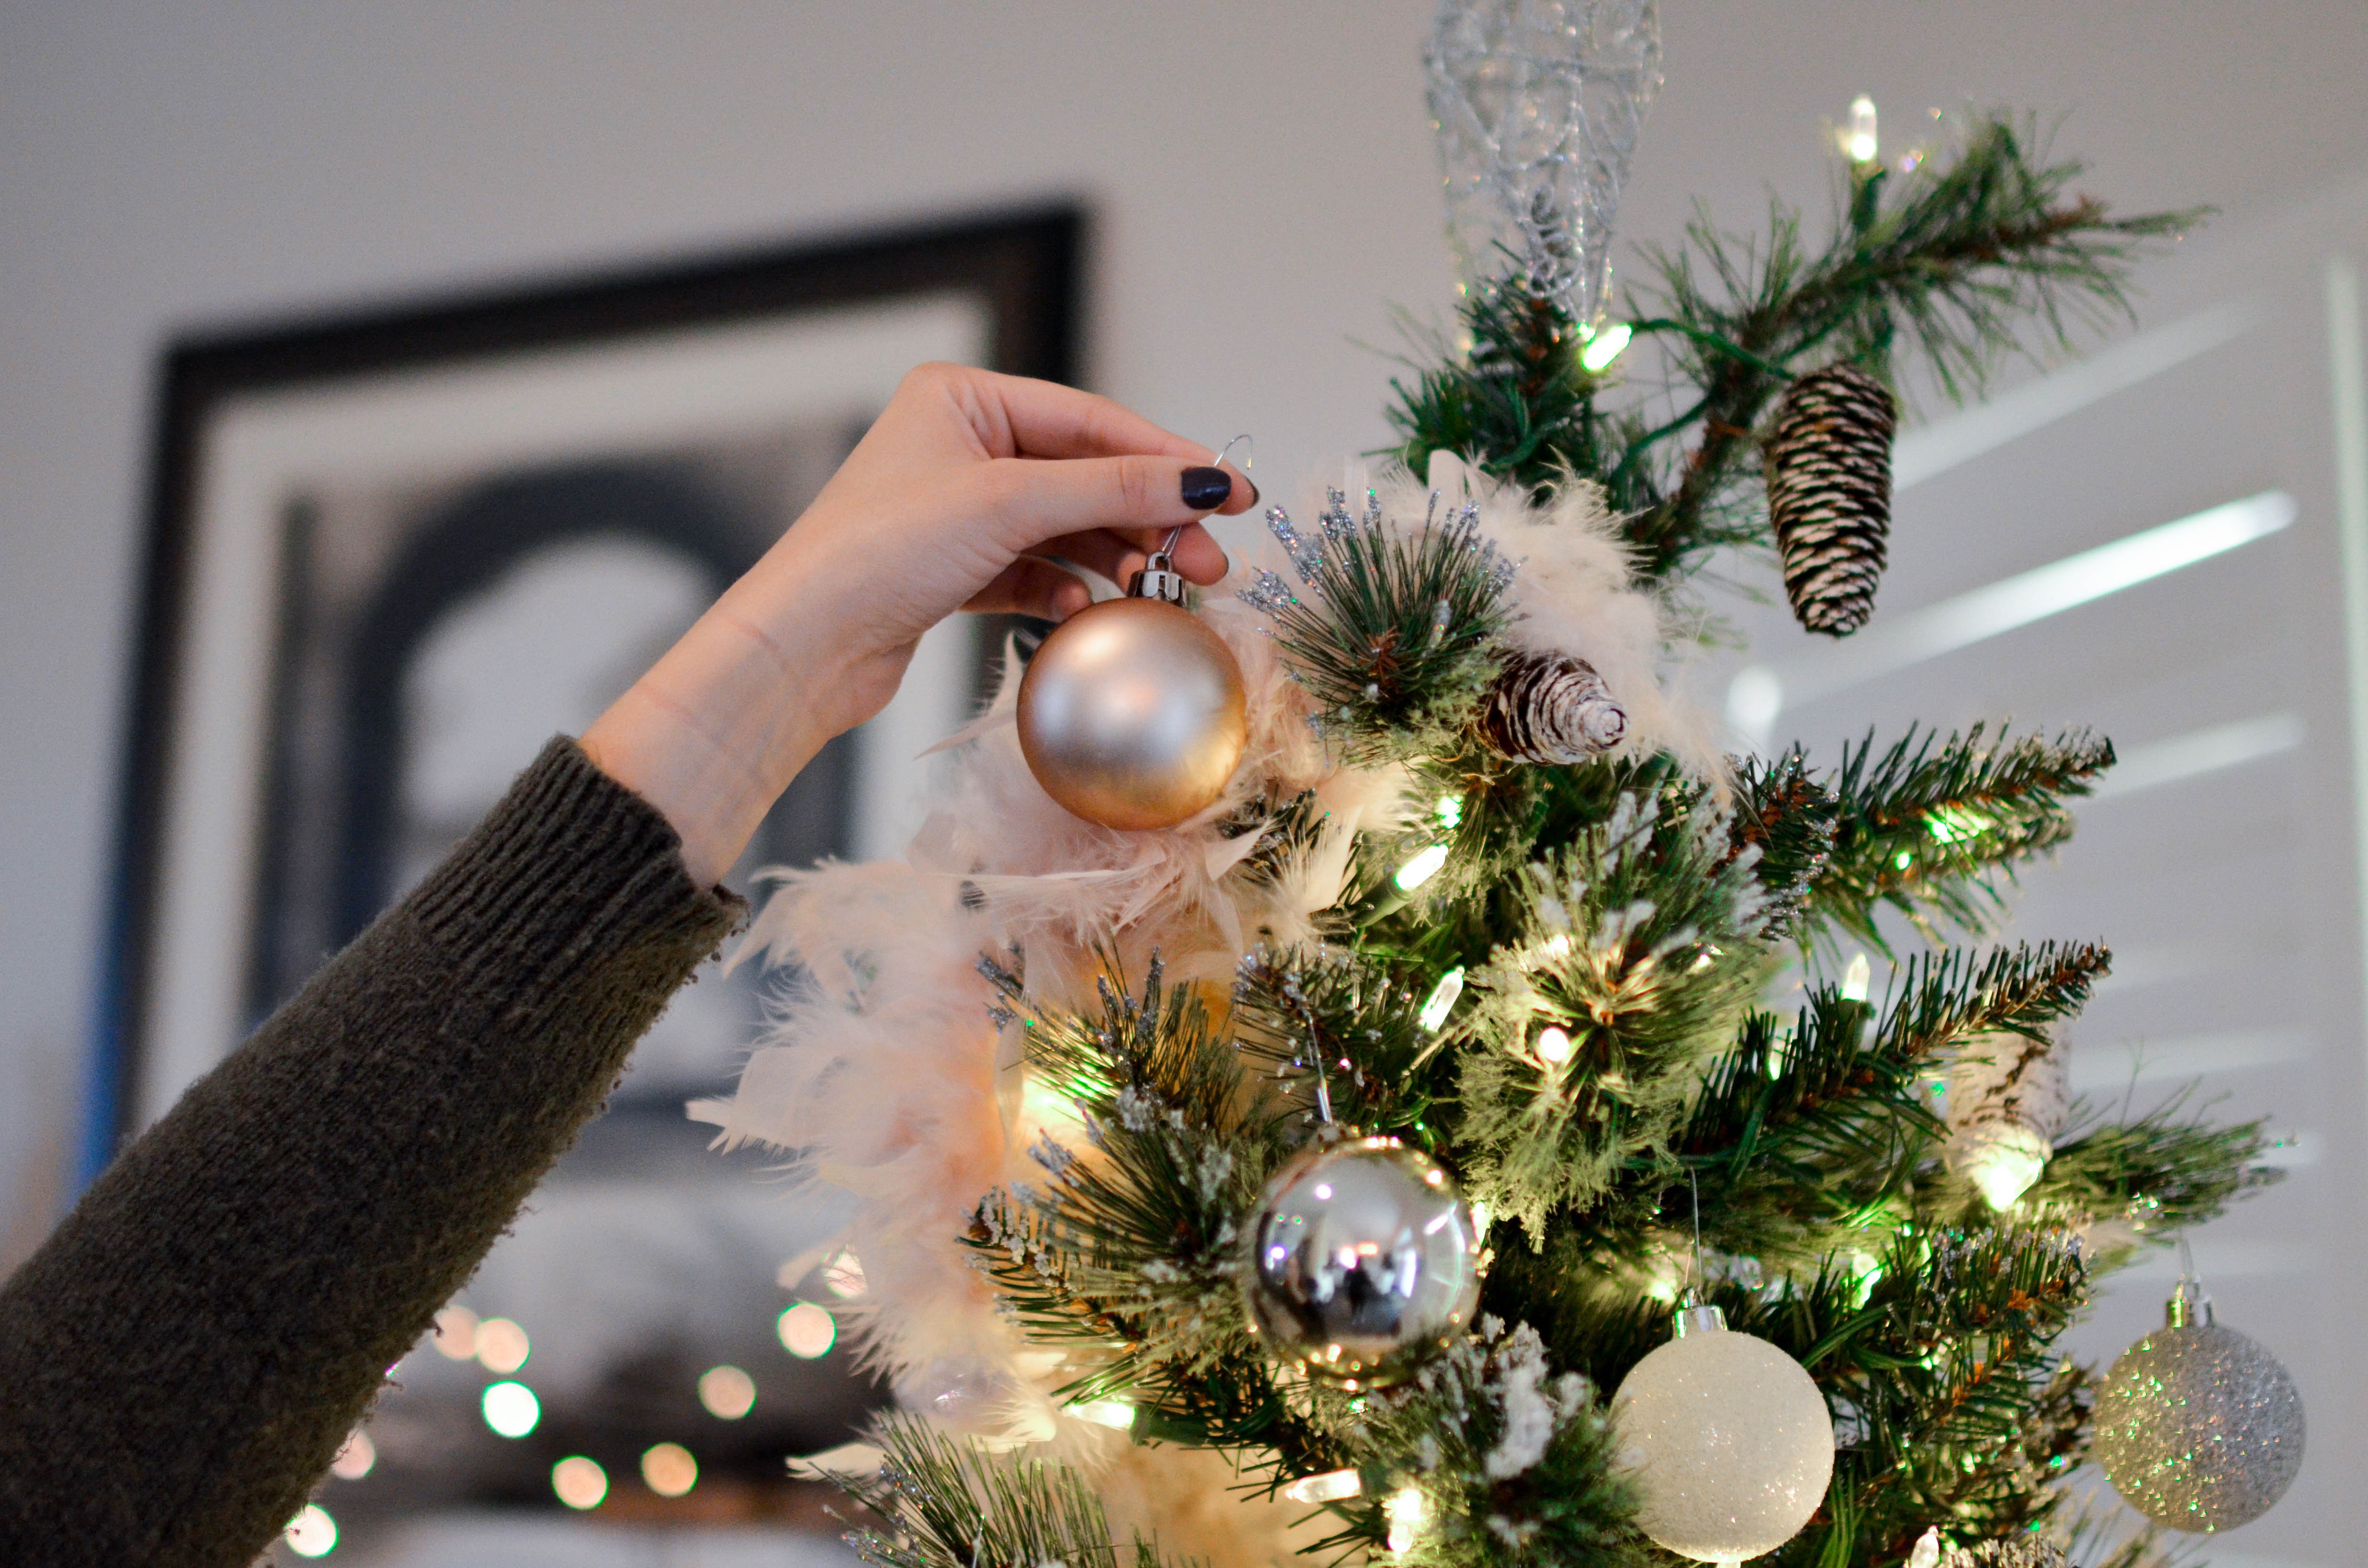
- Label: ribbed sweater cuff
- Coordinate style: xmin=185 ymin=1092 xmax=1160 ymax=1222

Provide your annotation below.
xmin=408 ymin=735 xmax=746 ymax=995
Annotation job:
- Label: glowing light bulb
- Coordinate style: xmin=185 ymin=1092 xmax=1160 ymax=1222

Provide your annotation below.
xmin=553 ymin=1456 xmax=609 ymax=1510
xmin=777 ymin=1302 xmax=838 ymax=1359
xmin=822 ymin=1250 xmax=867 ymax=1299
xmin=1962 ymin=1133 xmax=2051 ymax=1211
xmin=698 ymin=1364 xmax=757 ymax=1419
xmin=329 ymin=1429 xmax=374 ymax=1481
xmin=1535 ymin=1026 xmax=1575 ymax=1065
xmin=481 ymin=1381 xmax=540 ymax=1439
xmin=1580 ymin=321 xmax=1633 ymax=372
xmin=641 ymin=1442 xmax=699 ymax=1498
xmin=1395 ymin=844 xmax=1450 ymax=891
xmin=1840 ymin=952 xmax=1872 ymax=1002
xmin=1435 ymin=793 xmax=1464 ymax=828
xmin=284 ymin=1504 xmax=337 ymax=1558
xmin=473 ymin=1316 xmax=529 ymax=1373
xmin=1068 ymin=1398 xmax=1135 ymax=1430
xmin=1418 ymin=968 xmax=1466 ymax=1031
xmin=1847 ymin=95 xmax=1878 ymax=163
xmin=1280 ymin=1468 xmax=1363 ymax=1504
xmin=1385 ymin=1485 xmax=1431 ymax=1554
xmin=431 ymin=1304 xmax=478 ymax=1360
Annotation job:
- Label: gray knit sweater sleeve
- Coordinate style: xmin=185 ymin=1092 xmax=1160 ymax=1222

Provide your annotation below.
xmin=0 ymin=737 xmax=745 ymax=1568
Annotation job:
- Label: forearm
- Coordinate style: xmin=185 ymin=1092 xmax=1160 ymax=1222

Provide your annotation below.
xmin=0 ymin=739 xmax=741 ymax=1568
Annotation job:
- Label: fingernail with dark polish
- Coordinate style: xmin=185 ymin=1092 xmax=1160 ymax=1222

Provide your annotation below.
xmin=1245 ymin=478 xmax=1260 ymax=507
xmin=1180 ymin=466 xmax=1232 ymax=511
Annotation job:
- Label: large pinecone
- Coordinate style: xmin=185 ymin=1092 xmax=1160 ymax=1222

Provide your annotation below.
xmin=1478 ymin=650 xmax=1627 ymax=763
xmin=1764 ymin=362 xmax=1897 ymax=637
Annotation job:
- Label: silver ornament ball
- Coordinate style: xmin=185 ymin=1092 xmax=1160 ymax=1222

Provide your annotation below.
xmin=1016 ymin=595 xmax=1247 ymax=832
xmin=1610 ymin=1304 xmax=1836 ymax=1565
xmin=1241 ymin=1137 xmax=1483 ymax=1387
xmin=2093 ymin=1284 xmax=2303 ymax=1532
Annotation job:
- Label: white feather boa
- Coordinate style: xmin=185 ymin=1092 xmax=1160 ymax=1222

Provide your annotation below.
xmin=689 ymin=456 xmax=1710 ymax=1558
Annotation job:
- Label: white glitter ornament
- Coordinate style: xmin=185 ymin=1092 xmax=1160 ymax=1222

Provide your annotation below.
xmin=2093 ymin=1270 xmax=2304 ymax=1532
xmin=1241 ymin=1137 xmax=1484 ymax=1388
xmin=1609 ymin=1303 xmax=1836 ymax=1565
xmin=1941 ymin=1029 xmax=2070 ymax=1210
xmin=1424 ymin=0 xmax=1664 ymax=323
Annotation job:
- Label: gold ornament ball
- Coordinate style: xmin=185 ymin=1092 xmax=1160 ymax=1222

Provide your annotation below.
xmin=1017 ymin=596 xmax=1247 ymax=832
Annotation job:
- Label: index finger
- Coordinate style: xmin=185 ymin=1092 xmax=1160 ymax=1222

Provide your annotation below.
xmin=966 ymin=370 xmax=1211 ymax=464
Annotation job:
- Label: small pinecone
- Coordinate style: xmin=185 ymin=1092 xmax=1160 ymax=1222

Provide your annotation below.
xmin=1478 ymin=650 xmax=1627 ymax=763
xmin=1765 ymin=362 xmax=1897 ymax=637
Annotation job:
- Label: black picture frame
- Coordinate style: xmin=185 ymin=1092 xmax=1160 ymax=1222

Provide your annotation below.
xmin=92 ymin=205 xmax=1084 ymax=1182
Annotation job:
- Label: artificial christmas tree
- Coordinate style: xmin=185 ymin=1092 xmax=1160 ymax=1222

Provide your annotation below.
xmin=695 ymin=4 xmax=2286 ymax=1563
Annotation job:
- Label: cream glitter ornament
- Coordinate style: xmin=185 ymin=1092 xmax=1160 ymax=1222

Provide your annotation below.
xmin=1609 ymin=1301 xmax=1836 ymax=1566
xmin=1016 ymin=539 xmax=1247 ymax=832
xmin=2093 ymin=1260 xmax=2304 ymax=1532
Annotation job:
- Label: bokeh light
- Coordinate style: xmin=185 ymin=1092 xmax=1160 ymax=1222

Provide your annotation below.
xmin=698 ymin=1364 xmax=757 ymax=1419
xmin=641 ymin=1442 xmax=698 ymax=1498
xmin=822 ymin=1250 xmax=868 ymax=1299
xmin=481 ymin=1381 xmax=540 ymax=1438
xmin=284 ymin=1504 xmax=337 ymax=1558
xmin=777 ymin=1302 xmax=837 ymax=1359
xmin=474 ymin=1316 xmax=530 ymax=1373
xmin=552 ymin=1456 xmax=609 ymax=1510
xmin=431 ymin=1305 xmax=478 ymax=1360
xmin=329 ymin=1429 xmax=374 ymax=1481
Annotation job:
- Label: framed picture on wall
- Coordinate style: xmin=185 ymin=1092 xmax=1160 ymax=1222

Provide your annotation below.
xmin=94 ymin=209 xmax=1081 ymax=1533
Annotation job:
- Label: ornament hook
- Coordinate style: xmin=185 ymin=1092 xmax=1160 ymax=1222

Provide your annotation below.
xmin=1135 ymin=435 xmax=1252 ymax=602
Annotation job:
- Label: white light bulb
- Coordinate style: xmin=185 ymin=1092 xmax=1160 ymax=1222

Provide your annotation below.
xmin=1068 ymin=1398 xmax=1135 ymax=1430
xmin=1395 ymin=844 xmax=1450 ymax=891
xmin=481 ymin=1381 xmax=540 ymax=1439
xmin=1959 ymin=1127 xmax=2052 ymax=1210
xmin=284 ymin=1505 xmax=337 ymax=1559
xmin=1281 ymin=1468 xmax=1363 ymax=1504
xmin=553 ymin=1455 xmax=609 ymax=1510
xmin=1581 ymin=322 xmax=1633 ymax=371
xmin=1418 ymin=968 xmax=1466 ymax=1031
xmin=1535 ymin=1026 xmax=1575 ymax=1064
xmin=1385 ymin=1485 xmax=1430 ymax=1553
xmin=1847 ymin=96 xmax=1878 ymax=163
xmin=1840 ymin=952 xmax=1872 ymax=1001
xmin=778 ymin=1302 xmax=838 ymax=1359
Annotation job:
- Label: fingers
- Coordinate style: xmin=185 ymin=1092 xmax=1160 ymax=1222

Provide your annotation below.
xmin=974 ymin=455 xmax=1257 ymax=561
xmin=1035 ymin=521 xmax=1229 ymax=589
xmin=962 ymin=370 xmax=1209 ymax=463
xmin=962 ymin=555 xmax=1095 ymax=621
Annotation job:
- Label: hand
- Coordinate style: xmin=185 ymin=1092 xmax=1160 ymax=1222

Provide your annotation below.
xmin=580 ymin=363 xmax=1255 ymax=884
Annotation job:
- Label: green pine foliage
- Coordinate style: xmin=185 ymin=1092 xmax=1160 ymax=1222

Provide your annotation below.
xmin=835 ymin=1411 xmax=1189 ymax=1568
xmin=1387 ymin=114 xmax=2204 ymax=588
xmin=832 ymin=110 xmax=2272 ymax=1568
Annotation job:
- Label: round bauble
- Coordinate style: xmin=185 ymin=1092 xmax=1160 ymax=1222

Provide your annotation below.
xmin=1016 ymin=596 xmax=1247 ymax=832
xmin=1241 ymin=1137 xmax=1482 ymax=1388
xmin=1609 ymin=1305 xmax=1836 ymax=1565
xmin=2093 ymin=1285 xmax=2303 ymax=1532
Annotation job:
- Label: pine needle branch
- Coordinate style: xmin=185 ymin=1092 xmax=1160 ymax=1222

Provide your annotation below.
xmin=1806 ymin=724 xmax=2114 ymax=954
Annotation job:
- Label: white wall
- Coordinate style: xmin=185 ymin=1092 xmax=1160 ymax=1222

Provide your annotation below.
xmin=4 ymin=0 xmax=2368 ymax=1554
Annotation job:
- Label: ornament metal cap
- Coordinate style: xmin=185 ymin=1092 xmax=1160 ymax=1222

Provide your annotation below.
xmin=2165 ymin=1277 xmax=2214 ymax=1329
xmin=1127 ymin=527 xmax=1190 ymax=605
xmin=1673 ymin=1301 xmax=1726 ymax=1338
xmin=1128 ymin=550 xmax=1189 ymax=605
